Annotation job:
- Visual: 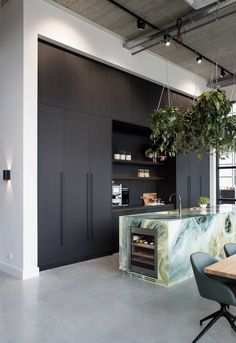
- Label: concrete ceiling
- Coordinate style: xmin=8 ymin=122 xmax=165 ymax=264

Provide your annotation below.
xmin=53 ymin=0 xmax=236 ymax=83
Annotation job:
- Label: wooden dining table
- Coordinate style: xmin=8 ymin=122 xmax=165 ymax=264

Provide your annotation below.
xmin=204 ymin=254 xmax=236 ymax=280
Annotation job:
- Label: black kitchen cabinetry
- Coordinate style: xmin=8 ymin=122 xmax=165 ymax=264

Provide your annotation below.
xmin=38 ymin=41 xmax=65 ymax=108
xmin=176 ymin=153 xmax=209 ymax=208
xmin=38 ymin=40 xmax=209 ymax=269
xmin=38 ymin=104 xmax=112 ymax=270
xmin=38 ymin=104 xmax=64 ymax=267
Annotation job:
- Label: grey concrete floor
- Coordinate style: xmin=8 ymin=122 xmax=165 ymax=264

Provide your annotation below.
xmin=0 ymin=254 xmax=235 ymax=343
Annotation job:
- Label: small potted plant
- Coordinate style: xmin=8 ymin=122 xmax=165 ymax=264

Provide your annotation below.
xmin=113 ymin=150 xmax=120 ymax=160
xmin=119 ymin=150 xmax=126 ymax=160
xmin=126 ymin=152 xmax=132 ymax=161
xmin=197 ymin=196 xmax=210 ymax=209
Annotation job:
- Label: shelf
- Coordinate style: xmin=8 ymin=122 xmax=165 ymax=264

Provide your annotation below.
xmin=132 ymin=252 xmax=154 ymax=260
xmin=131 ymin=257 xmax=154 ymax=266
xmin=112 ymin=159 xmax=162 ymax=166
xmin=112 ymin=176 xmax=166 ymax=181
xmin=132 ymin=242 xmax=155 ymax=250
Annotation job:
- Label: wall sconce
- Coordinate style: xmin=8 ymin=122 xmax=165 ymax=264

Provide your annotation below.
xmin=3 ymin=170 xmax=11 ymax=181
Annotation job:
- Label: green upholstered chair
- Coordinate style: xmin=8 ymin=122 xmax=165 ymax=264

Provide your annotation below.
xmin=224 ymin=243 xmax=236 ymax=257
xmin=190 ymin=252 xmax=236 ymax=343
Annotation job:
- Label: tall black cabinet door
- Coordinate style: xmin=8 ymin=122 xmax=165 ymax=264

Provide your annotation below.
xmin=63 ymin=110 xmax=90 ymax=260
xmin=64 ymin=53 xmax=90 ymax=113
xmin=38 ymin=42 xmax=65 ymax=107
xmin=38 ymin=104 xmax=64 ymax=268
xmin=90 ymin=116 xmax=112 ymax=254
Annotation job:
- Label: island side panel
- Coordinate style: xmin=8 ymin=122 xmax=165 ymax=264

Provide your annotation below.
xmin=208 ymin=212 xmax=236 ymax=258
xmin=168 ymin=212 xmax=236 ymax=285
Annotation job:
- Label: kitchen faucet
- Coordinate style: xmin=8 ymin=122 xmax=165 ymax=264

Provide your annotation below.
xmin=169 ymin=193 xmax=182 ymax=214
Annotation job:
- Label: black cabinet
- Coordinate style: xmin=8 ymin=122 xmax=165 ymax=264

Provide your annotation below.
xmin=63 ymin=110 xmax=90 ymax=260
xmin=64 ymin=53 xmax=90 ymax=113
xmin=90 ymin=62 xmax=111 ymax=117
xmin=176 ymin=153 xmax=209 ymax=208
xmin=130 ymin=76 xmax=149 ymax=127
xmin=38 ymin=106 xmax=112 ymax=269
xmin=111 ymin=69 xmax=131 ymax=122
xmin=38 ymin=104 xmax=65 ymax=267
xmin=38 ymin=42 xmax=65 ymax=107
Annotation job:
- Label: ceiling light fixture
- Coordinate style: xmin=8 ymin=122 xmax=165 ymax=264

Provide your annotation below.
xmin=220 ymin=68 xmax=226 ymax=78
xmin=164 ymin=34 xmax=171 ymax=46
xmin=137 ymin=17 xmax=145 ymax=30
xmin=196 ymin=56 xmax=202 ymax=64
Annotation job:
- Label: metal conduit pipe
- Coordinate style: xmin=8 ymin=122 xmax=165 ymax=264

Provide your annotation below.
xmin=123 ymin=0 xmax=236 ymax=50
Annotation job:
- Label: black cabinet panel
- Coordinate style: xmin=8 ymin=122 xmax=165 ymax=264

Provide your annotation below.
xmin=171 ymin=92 xmax=193 ymax=110
xmin=130 ymin=76 xmax=149 ymax=127
xmin=111 ymin=69 xmax=131 ymax=122
xmin=38 ymin=42 xmax=65 ymax=107
xmin=176 ymin=153 xmax=210 ymax=208
xmin=38 ymin=104 xmax=64 ymax=267
xmin=90 ymin=116 xmax=112 ymax=254
xmin=64 ymin=53 xmax=90 ymax=113
xmin=64 ymin=110 xmax=90 ymax=260
xmin=90 ymin=63 xmax=111 ymax=117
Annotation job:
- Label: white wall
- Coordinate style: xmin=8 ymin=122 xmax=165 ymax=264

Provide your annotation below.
xmin=0 ymin=0 xmax=209 ymax=279
xmin=0 ymin=0 xmax=24 ymax=278
xmin=223 ymin=84 xmax=236 ymax=102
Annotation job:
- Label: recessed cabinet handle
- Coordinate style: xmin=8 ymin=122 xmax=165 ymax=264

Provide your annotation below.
xmin=86 ymin=173 xmax=90 ymax=241
xmin=90 ymin=173 xmax=93 ymax=241
xmin=60 ymin=172 xmax=64 ymax=246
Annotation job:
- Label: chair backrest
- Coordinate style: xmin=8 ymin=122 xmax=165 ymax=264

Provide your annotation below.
xmin=224 ymin=243 xmax=236 ymax=257
xmin=190 ymin=252 xmax=236 ymax=306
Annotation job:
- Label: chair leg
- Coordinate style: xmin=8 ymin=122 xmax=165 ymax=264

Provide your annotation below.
xmin=228 ymin=312 xmax=236 ymax=322
xmin=192 ymin=313 xmax=222 ymax=343
xmin=224 ymin=312 xmax=236 ymax=333
xmin=200 ymin=309 xmax=221 ymax=326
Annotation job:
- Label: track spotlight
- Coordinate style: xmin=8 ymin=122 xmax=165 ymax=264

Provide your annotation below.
xmin=220 ymin=68 xmax=225 ymax=78
xmin=137 ymin=17 xmax=145 ymax=30
xmin=164 ymin=34 xmax=171 ymax=46
xmin=196 ymin=56 xmax=202 ymax=64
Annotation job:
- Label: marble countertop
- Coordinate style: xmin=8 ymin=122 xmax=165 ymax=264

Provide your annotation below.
xmin=122 ymin=205 xmax=236 ymax=221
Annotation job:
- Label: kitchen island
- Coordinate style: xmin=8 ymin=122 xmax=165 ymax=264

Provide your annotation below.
xmin=119 ymin=206 xmax=236 ymax=287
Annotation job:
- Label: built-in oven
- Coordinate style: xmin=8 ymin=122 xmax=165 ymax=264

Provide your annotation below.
xmin=128 ymin=227 xmax=158 ymax=278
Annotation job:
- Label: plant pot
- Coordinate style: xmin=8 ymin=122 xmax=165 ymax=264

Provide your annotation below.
xmin=199 ymin=204 xmax=207 ymax=209
xmin=114 ymin=154 xmax=120 ymax=160
xmin=126 ymin=154 xmax=132 ymax=160
xmin=120 ymin=154 xmax=126 ymax=160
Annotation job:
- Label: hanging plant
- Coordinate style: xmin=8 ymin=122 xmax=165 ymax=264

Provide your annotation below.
xmin=185 ymin=88 xmax=234 ymax=156
xmin=148 ymin=88 xmax=236 ymax=158
xmin=148 ymin=106 xmax=184 ymax=157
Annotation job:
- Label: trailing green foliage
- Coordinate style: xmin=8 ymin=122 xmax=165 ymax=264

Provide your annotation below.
xmin=148 ymin=106 xmax=184 ymax=157
xmin=148 ymin=88 xmax=235 ymax=158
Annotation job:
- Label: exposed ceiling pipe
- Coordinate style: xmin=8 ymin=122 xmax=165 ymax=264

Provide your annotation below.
xmin=208 ymin=75 xmax=236 ymax=87
xmin=123 ymin=0 xmax=236 ymax=51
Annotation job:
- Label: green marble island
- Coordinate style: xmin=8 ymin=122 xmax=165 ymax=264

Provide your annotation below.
xmin=119 ymin=206 xmax=236 ymax=287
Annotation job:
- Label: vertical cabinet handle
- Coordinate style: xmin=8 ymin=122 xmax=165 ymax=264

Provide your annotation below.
xmin=90 ymin=173 xmax=93 ymax=241
xmin=60 ymin=172 xmax=64 ymax=246
xmin=86 ymin=173 xmax=90 ymax=241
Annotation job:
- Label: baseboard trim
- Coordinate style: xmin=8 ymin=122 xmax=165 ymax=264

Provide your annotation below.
xmin=0 ymin=261 xmax=39 ymax=280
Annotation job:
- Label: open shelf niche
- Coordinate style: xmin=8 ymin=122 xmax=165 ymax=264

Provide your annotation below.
xmin=112 ymin=120 xmax=176 ymax=208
